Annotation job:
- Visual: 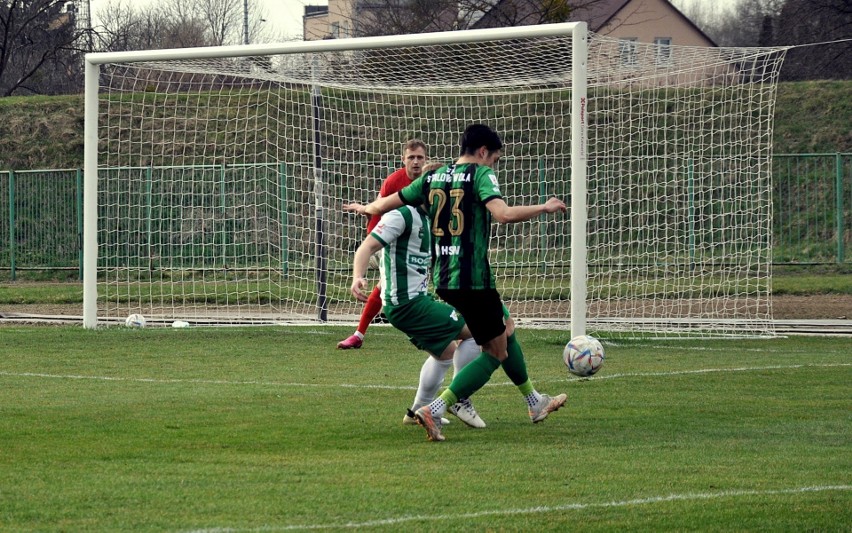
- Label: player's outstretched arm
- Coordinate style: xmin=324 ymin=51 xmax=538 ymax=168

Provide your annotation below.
xmin=344 ymin=193 xmax=404 ymax=217
xmin=486 ymin=196 xmax=567 ymax=224
xmin=350 ymin=235 xmax=384 ymax=302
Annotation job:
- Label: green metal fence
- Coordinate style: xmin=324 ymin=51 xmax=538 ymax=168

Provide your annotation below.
xmin=0 ymin=153 xmax=849 ymax=279
xmin=773 ymin=153 xmax=850 ymax=264
xmin=0 ymin=169 xmax=84 ymax=280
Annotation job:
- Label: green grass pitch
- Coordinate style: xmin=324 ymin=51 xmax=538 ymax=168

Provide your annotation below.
xmin=0 ymin=325 xmax=849 ymax=531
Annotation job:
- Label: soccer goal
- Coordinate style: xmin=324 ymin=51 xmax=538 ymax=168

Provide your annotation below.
xmin=83 ymin=22 xmax=786 ymax=337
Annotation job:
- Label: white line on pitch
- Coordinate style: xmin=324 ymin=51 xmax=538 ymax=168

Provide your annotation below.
xmin=0 ymin=371 xmax=414 ymax=390
xmin=184 ymin=484 xmax=851 ymax=532
xmin=545 ymin=362 xmax=852 ymax=385
xmin=0 ymin=363 xmax=849 ymax=391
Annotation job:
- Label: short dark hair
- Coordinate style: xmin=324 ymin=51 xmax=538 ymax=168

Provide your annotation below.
xmin=404 ymin=139 xmax=427 ymax=154
xmin=459 ymin=124 xmax=502 ymax=156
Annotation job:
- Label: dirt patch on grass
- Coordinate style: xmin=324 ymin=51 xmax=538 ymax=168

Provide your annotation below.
xmin=770 ymin=294 xmax=851 ymax=320
xmin=2 ymin=294 xmax=849 ymax=322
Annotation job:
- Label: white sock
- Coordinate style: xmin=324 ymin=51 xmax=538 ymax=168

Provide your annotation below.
xmin=428 ymin=397 xmax=449 ymax=417
xmin=453 ymin=337 xmax=480 ymax=374
xmin=353 ymin=331 xmax=364 ymax=340
xmin=411 ymin=357 xmax=452 ymax=411
xmin=525 ymin=390 xmax=543 ymax=409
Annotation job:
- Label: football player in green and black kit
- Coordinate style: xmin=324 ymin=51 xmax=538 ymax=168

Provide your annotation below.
xmin=345 ymin=124 xmax=568 ymax=442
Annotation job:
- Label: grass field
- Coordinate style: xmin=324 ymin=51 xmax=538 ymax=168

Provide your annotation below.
xmin=1 ymin=325 xmax=849 ymax=531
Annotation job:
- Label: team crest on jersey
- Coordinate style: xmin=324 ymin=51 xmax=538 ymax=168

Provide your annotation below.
xmin=450 ymin=310 xmax=459 ymax=321
xmin=488 ymin=173 xmax=500 ymax=192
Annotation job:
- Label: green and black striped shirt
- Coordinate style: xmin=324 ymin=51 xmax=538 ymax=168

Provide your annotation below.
xmin=399 ymin=163 xmax=503 ymax=290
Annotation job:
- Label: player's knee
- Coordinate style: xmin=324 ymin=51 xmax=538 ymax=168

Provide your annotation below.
xmin=437 ymin=341 xmax=457 ymax=361
xmin=482 ymin=335 xmax=508 ymax=361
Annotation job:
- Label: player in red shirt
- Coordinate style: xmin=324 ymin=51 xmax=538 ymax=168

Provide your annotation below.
xmin=337 ymin=139 xmax=429 ymax=349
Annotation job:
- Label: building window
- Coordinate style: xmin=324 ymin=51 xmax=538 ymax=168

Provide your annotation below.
xmin=654 ymin=37 xmax=672 ymax=64
xmin=331 ymin=22 xmax=340 ymax=38
xmin=619 ymin=38 xmax=638 ymax=67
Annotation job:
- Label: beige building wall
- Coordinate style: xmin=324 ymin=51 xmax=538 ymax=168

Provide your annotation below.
xmin=328 ymin=0 xmax=355 ymax=38
xmin=598 ymin=0 xmax=714 ymax=46
xmin=304 ymin=14 xmax=329 ymax=41
xmin=304 ymin=0 xmax=356 ymax=40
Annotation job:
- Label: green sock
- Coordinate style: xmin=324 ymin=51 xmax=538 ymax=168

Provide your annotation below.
xmin=438 ymin=388 xmax=458 ymax=407
xmin=448 ymin=352 xmax=501 ymax=400
xmin=502 ymin=332 xmax=530 ymax=387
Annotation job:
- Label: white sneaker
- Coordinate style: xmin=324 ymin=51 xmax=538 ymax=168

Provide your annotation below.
xmin=404 ymin=409 xmax=449 ymax=426
xmin=529 ymin=393 xmax=567 ymax=423
xmin=448 ymin=398 xmax=486 ymax=428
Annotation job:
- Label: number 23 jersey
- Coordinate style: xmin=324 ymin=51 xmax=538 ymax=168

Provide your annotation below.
xmin=399 ymin=163 xmax=502 ymax=290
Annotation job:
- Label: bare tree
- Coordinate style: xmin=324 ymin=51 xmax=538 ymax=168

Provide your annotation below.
xmin=97 ymin=0 xmax=190 ymax=51
xmin=353 ymin=0 xmax=610 ymax=37
xmin=0 ymin=0 xmax=86 ymax=96
xmin=708 ymin=0 xmax=784 ymax=46
xmin=469 ymin=0 xmax=576 ymax=29
xmin=193 ymin=0 xmax=243 ymax=45
xmin=775 ymin=0 xmax=851 ymax=80
xmin=94 ymin=0 xmax=270 ymax=52
xmin=155 ymin=0 xmax=210 ymax=47
xmin=95 ymin=0 xmax=137 ymax=52
xmin=671 ymin=0 xmax=731 ymax=39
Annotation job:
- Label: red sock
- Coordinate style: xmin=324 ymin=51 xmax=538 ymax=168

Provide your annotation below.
xmin=357 ymin=285 xmax=383 ymax=335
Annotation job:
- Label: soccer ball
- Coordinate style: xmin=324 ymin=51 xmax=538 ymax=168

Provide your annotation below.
xmin=563 ymin=335 xmax=604 ymax=377
xmin=125 ymin=313 xmax=146 ymax=328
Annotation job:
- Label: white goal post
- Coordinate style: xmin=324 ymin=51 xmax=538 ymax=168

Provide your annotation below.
xmin=83 ymin=22 xmax=786 ymax=337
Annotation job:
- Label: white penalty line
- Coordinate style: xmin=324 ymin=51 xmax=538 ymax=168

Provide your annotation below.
xmin=551 ymin=362 xmax=852 ymax=384
xmin=187 ymin=485 xmax=851 ymax=532
xmin=0 ymin=362 xmax=850 ymax=391
xmin=0 ymin=371 xmax=411 ymax=390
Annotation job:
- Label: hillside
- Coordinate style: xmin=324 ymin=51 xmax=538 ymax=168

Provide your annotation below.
xmin=0 ymin=80 xmax=848 ymax=171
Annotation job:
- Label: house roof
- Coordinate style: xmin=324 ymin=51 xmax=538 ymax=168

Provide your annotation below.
xmin=572 ymin=0 xmax=718 ymax=45
xmin=472 ymin=0 xmax=717 ymax=46
xmin=304 ymin=5 xmax=329 ymax=17
xmin=567 ymin=0 xmax=632 ymax=31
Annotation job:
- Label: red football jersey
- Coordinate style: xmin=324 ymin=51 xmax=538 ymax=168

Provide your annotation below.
xmin=367 ymin=167 xmax=413 ymax=233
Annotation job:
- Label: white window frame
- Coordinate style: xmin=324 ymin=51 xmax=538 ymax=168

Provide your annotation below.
xmin=654 ymin=37 xmax=672 ymax=65
xmin=619 ymin=38 xmax=638 ymax=67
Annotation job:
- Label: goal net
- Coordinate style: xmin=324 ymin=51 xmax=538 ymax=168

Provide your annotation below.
xmin=83 ymin=23 xmax=786 ymax=337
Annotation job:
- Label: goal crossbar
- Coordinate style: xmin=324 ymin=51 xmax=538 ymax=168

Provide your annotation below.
xmin=83 ymin=23 xmax=587 ymax=65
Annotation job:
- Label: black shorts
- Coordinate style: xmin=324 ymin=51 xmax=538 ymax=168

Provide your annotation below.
xmin=436 ymin=288 xmax=506 ymax=345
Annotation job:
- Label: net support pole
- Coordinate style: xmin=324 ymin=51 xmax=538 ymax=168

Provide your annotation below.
xmin=312 ymin=67 xmax=328 ymax=322
xmin=570 ymin=22 xmax=588 ymax=339
xmin=83 ymin=59 xmax=100 ymax=329
xmin=76 ymin=168 xmax=84 ymax=281
xmin=8 ymin=170 xmax=15 ymax=282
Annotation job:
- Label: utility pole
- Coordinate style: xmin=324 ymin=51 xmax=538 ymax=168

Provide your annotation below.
xmin=243 ymin=0 xmax=250 ymax=44
xmin=84 ymin=0 xmax=93 ymax=52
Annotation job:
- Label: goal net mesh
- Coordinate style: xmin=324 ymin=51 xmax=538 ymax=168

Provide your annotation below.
xmin=94 ymin=32 xmax=785 ymax=336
